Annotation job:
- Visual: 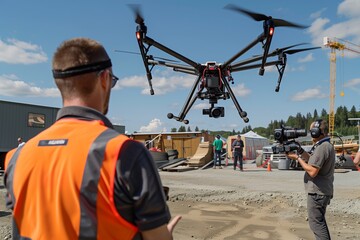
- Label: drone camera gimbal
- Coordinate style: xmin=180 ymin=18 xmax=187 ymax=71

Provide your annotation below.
xmin=129 ymin=4 xmax=320 ymax=124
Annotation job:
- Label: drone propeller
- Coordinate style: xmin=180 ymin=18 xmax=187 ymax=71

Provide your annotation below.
xmin=128 ymin=4 xmax=144 ymax=24
xmin=251 ymin=44 xmax=317 ymax=59
xmin=270 ymin=43 xmax=308 ymax=55
xmin=283 ymin=46 xmax=322 ymax=55
xmin=115 ymin=50 xmax=180 ymax=63
xmin=251 ymin=43 xmax=308 ymax=57
xmin=224 ymin=4 xmax=308 ymax=28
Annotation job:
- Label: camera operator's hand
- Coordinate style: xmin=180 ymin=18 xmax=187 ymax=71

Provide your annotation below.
xmin=287 ymin=141 xmax=305 ymax=155
xmin=286 ymin=153 xmax=298 ymax=161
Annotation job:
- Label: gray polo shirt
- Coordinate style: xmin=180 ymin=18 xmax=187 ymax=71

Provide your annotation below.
xmin=304 ymin=140 xmax=335 ymax=196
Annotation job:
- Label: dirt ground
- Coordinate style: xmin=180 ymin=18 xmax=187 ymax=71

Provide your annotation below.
xmin=1 ymin=162 xmax=360 ymax=240
xmin=161 ymin=162 xmax=360 ymax=240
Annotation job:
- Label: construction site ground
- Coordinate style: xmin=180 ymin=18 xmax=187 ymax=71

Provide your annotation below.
xmin=162 ymin=161 xmax=360 ymax=240
xmin=1 ymin=161 xmax=360 ymax=239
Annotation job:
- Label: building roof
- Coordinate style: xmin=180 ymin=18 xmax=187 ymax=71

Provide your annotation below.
xmin=242 ymin=130 xmax=267 ymax=139
xmin=131 ymin=131 xmax=202 ymax=135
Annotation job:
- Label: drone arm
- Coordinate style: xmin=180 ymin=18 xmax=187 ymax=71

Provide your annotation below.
xmin=222 ymin=32 xmax=266 ymax=69
xmin=143 ymin=36 xmax=200 ymax=70
xmin=147 ymin=59 xmax=196 ymax=72
xmin=173 ymin=68 xmax=198 ymax=75
xmin=231 ymin=60 xmax=281 ymax=72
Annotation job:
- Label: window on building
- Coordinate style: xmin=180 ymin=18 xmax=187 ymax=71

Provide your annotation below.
xmin=28 ymin=113 xmax=45 ymax=128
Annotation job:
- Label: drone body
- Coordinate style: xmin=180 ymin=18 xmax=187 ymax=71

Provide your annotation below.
xmin=130 ymin=4 xmax=320 ymax=124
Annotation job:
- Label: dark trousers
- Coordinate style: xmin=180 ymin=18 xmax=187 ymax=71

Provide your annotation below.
xmin=233 ymin=153 xmax=243 ymax=170
xmin=214 ymin=150 xmax=221 ymax=166
xmin=307 ymin=194 xmax=332 ymax=240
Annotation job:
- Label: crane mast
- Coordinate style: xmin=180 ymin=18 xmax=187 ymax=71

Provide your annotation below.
xmin=329 ymin=47 xmax=337 ymax=136
xmin=323 ymin=37 xmax=360 ymax=136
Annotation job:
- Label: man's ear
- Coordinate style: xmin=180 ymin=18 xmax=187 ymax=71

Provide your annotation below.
xmin=99 ymin=71 xmax=108 ymax=89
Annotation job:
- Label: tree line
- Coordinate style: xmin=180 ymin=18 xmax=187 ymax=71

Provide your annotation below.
xmin=172 ymin=105 xmax=360 ymax=140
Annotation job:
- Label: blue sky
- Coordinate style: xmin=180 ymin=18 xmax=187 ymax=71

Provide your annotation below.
xmin=1 ymin=0 xmax=360 ymax=134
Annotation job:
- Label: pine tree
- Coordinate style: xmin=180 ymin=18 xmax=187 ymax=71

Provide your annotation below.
xmin=178 ymin=126 xmax=186 ymax=132
xmin=313 ymin=109 xmax=319 ymax=120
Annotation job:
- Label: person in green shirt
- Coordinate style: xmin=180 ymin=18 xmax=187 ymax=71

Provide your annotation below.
xmin=213 ymin=135 xmax=223 ymax=169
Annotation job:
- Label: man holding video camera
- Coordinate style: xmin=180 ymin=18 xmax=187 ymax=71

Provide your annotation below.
xmin=287 ymin=119 xmax=335 ymax=240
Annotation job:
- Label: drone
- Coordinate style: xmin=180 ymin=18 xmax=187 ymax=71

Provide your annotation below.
xmin=130 ymin=4 xmax=320 ymax=124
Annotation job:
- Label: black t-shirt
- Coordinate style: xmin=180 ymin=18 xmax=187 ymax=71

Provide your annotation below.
xmin=114 ymin=140 xmax=171 ymax=234
xmin=232 ymin=139 xmax=244 ymax=154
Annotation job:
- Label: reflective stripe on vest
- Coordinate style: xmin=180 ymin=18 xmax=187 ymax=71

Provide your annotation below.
xmin=4 ymin=146 xmax=24 ymax=210
xmin=79 ymin=128 xmax=118 ymax=238
xmin=5 ymin=119 xmax=138 ymax=239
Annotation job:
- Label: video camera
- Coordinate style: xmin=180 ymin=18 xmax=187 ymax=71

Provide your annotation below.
xmin=272 ymin=125 xmax=307 ymax=154
xmin=203 ymin=106 xmax=225 ymax=118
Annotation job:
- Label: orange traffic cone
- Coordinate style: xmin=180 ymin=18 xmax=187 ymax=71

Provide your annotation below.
xmin=267 ymin=161 xmax=272 ymax=172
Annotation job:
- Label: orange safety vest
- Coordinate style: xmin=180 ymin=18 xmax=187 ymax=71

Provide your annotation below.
xmin=5 ymin=118 xmax=138 ymax=239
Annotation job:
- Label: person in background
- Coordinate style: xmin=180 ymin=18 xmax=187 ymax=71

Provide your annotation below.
xmin=232 ymin=134 xmax=244 ymax=171
xmin=287 ymin=119 xmax=334 ymax=240
xmin=353 ymin=146 xmax=360 ymax=167
xmin=213 ymin=135 xmax=223 ymax=169
xmin=17 ymin=137 xmax=25 ymax=147
xmin=4 ymin=37 xmax=180 ymax=240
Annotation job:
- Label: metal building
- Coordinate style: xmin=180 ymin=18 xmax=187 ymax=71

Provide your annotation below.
xmin=0 ymin=100 xmax=125 ymax=171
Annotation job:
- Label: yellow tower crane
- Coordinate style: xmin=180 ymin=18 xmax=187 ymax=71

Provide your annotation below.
xmin=323 ymin=37 xmax=360 ymax=136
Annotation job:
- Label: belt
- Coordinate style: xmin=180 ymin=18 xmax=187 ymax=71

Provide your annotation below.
xmin=308 ymin=193 xmax=333 ymax=198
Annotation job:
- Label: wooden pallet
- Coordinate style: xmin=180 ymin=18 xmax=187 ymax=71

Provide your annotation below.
xmin=162 ymin=160 xmax=188 ymax=171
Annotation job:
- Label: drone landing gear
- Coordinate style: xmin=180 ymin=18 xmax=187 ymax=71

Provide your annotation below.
xmin=167 ymin=113 xmax=189 ymax=124
xmin=167 ymin=75 xmax=249 ymax=124
xmin=167 ymin=75 xmax=203 ymax=125
xmin=221 ymin=75 xmax=249 ymax=123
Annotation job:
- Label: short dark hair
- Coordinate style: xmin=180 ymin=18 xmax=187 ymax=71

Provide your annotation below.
xmin=52 ymin=38 xmax=110 ymax=99
xmin=216 ymin=135 xmax=221 ymax=139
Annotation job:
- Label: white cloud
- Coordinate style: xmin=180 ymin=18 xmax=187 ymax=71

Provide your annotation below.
xmin=116 ymin=70 xmax=195 ymax=95
xmin=193 ymin=103 xmax=210 ymax=110
xmin=0 ymin=38 xmax=48 ymax=64
xmin=232 ymin=83 xmax=251 ymax=97
xmin=298 ymin=53 xmax=315 ymax=63
xmin=288 ymin=65 xmax=306 ymax=72
xmin=338 ymin=0 xmax=360 ymax=18
xmin=344 ymin=78 xmax=360 ymax=93
xmin=264 ymin=65 xmax=277 ymax=73
xmin=310 ymin=8 xmax=327 ymax=19
xmin=344 ymin=78 xmax=360 ymax=87
xmin=139 ymin=118 xmax=166 ymax=133
xmin=0 ymin=75 xmax=60 ymax=97
xmin=291 ymin=87 xmax=327 ymax=101
xmin=308 ymin=1 xmax=360 ymax=52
